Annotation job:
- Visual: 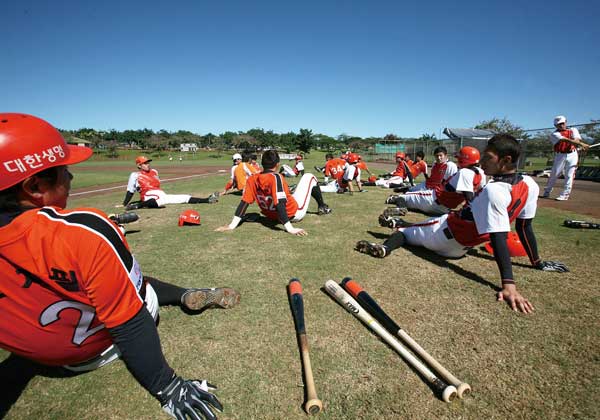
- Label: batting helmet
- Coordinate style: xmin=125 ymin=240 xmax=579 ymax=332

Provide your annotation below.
xmin=135 ymin=156 xmax=152 ymax=165
xmin=0 ymin=113 xmax=93 ymax=191
xmin=346 ymin=153 xmax=360 ymax=164
xmin=368 ymin=175 xmax=377 ymax=183
xmin=395 ymin=152 xmax=406 ymax=160
xmin=340 ymin=153 xmax=349 ymax=160
xmin=178 ymin=209 xmax=201 ymax=226
xmin=484 ymin=232 xmax=527 ymax=257
xmin=455 ymin=146 xmax=480 ymax=168
xmin=553 ymin=115 xmax=567 ymax=126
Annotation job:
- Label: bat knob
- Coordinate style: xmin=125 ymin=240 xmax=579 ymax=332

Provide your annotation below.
xmin=456 ymin=383 xmax=472 ymax=398
xmin=304 ymin=398 xmax=323 ymax=415
xmin=442 ymin=385 xmax=458 ymax=403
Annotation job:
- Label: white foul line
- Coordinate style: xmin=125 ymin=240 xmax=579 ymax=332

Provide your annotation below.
xmin=70 ymin=171 xmax=224 ymax=197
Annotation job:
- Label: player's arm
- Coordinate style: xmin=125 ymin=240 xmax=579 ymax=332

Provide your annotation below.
xmin=489 ymin=231 xmax=534 ymax=314
xmin=121 ymin=173 xmax=139 ymax=206
xmin=215 ymin=200 xmax=250 ymax=231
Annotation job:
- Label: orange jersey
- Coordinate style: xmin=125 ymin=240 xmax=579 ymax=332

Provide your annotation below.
xmin=0 ymin=207 xmax=144 ymax=366
xmin=324 ymin=158 xmax=347 ymax=181
xmin=391 ymin=161 xmax=408 ymax=178
xmin=409 ymin=160 xmax=428 ymax=178
xmin=242 ymin=171 xmax=298 ymax=220
xmin=234 ymin=162 xmax=259 ymax=191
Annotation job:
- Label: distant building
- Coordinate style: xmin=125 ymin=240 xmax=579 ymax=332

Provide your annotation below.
xmin=180 ymin=143 xmax=198 ymax=152
xmin=68 ymin=137 xmax=93 ymax=148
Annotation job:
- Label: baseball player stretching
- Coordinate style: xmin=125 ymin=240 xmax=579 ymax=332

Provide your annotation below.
xmin=318 ymin=153 xmax=349 ymax=193
xmin=121 ymin=156 xmax=219 ymax=210
xmin=0 ymin=114 xmax=240 ymax=419
xmin=216 ymin=150 xmax=332 ymax=236
xmin=381 ymin=146 xmax=486 ymax=219
xmin=221 ymin=152 xmax=260 ymax=195
xmin=356 ymin=134 xmax=568 ymax=314
xmin=542 ymin=115 xmax=589 ymax=201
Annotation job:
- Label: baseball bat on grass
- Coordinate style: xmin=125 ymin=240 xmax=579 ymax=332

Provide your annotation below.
xmin=341 ymin=277 xmax=471 ymax=398
xmin=288 ymin=279 xmax=323 ymax=415
xmin=324 ymin=280 xmax=457 ymax=403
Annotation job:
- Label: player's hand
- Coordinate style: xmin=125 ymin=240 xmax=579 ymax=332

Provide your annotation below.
xmin=496 ymin=284 xmax=534 ymax=314
xmin=288 ymin=227 xmax=307 ymax=236
xmin=580 ymin=143 xmax=590 ymax=150
xmin=156 ymin=375 xmax=223 ymax=420
xmin=535 ymin=260 xmax=569 ymax=272
xmin=215 ymin=225 xmax=233 ymax=232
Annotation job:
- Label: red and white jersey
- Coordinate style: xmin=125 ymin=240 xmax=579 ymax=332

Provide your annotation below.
xmin=409 ymin=160 xmax=428 ymax=178
xmin=550 ymin=128 xmax=581 ymax=153
xmin=242 ymin=171 xmax=298 ymax=220
xmin=324 ymin=158 xmax=348 ymax=181
xmin=435 ymin=167 xmax=486 ymax=209
xmin=447 ymin=174 xmax=538 ymax=246
xmin=294 ymin=161 xmax=305 ymax=174
xmin=0 ymin=207 xmax=144 ymax=366
xmin=127 ymin=169 xmax=162 ymax=200
xmin=426 ymin=161 xmax=457 ymax=189
xmin=391 ymin=161 xmax=409 ymax=178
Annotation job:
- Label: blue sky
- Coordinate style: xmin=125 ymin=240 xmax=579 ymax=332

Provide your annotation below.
xmin=1 ymin=0 xmax=598 ymax=138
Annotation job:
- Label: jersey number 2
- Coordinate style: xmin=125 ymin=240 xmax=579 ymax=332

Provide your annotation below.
xmin=40 ymin=300 xmax=105 ymax=346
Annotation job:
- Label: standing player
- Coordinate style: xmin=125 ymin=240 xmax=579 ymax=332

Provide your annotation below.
xmin=356 ymin=134 xmax=568 ymax=314
xmin=382 ymin=146 xmax=485 ymax=218
xmin=0 ymin=113 xmax=239 ymax=419
xmin=542 ymin=115 xmax=589 ymax=201
xmin=215 ymin=150 xmax=331 ymax=236
xmin=121 ymin=156 xmax=219 ymax=210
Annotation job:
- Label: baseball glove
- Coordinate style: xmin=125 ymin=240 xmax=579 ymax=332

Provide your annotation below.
xmin=563 ymin=219 xmax=600 ymax=229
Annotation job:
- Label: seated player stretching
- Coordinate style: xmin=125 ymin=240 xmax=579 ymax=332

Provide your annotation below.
xmin=356 ymin=134 xmax=568 ymax=314
xmin=0 ymin=113 xmax=239 ymax=419
xmin=121 ymin=156 xmax=219 ymax=210
xmin=216 ymin=150 xmax=331 ymax=236
xmin=381 ymin=146 xmax=486 ymax=221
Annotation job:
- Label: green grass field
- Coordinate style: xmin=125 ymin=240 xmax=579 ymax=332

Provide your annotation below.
xmin=2 ymin=156 xmax=599 ymax=420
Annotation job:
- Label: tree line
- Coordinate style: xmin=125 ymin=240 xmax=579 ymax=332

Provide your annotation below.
xmin=60 ymin=117 xmax=598 ymax=156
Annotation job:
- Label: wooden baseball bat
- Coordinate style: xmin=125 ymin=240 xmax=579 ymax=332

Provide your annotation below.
xmin=341 ymin=277 xmax=471 ymax=398
xmin=324 ymin=280 xmax=457 ymax=403
xmin=288 ymin=279 xmax=323 ymax=415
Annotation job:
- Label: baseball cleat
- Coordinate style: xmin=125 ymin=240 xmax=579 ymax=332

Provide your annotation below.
xmin=383 ymin=207 xmax=407 ymax=217
xmin=385 ymin=194 xmax=402 ymax=204
xmin=318 ymin=205 xmax=332 ymax=215
xmin=207 ymin=192 xmax=220 ymax=204
xmin=555 ymin=194 xmax=569 ymax=201
xmin=181 ymin=287 xmax=240 ymax=310
xmin=378 ymin=214 xmax=410 ymax=229
xmin=355 ymin=240 xmax=387 ymax=258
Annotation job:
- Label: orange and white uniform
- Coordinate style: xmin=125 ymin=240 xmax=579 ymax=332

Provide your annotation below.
xmin=0 ymin=207 xmax=155 ymax=367
xmin=242 ymin=172 xmax=317 ymax=222
xmin=127 ymin=169 xmax=191 ymax=206
xmin=234 ymin=162 xmax=259 ymax=191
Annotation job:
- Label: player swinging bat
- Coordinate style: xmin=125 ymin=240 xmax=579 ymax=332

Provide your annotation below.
xmin=340 ymin=277 xmax=471 ymax=398
xmin=324 ymin=280 xmax=457 ymax=403
xmin=288 ymin=279 xmax=323 ymax=415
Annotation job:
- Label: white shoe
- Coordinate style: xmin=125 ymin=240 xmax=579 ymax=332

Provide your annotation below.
xmin=555 ymin=194 xmax=569 ymax=201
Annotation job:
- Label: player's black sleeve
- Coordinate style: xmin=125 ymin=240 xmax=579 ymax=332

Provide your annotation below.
xmin=108 ymin=307 xmax=174 ymax=396
xmin=234 ymin=201 xmax=250 ymax=218
xmin=276 ymin=199 xmax=290 ymax=224
xmin=515 ymin=218 xmax=540 ymax=265
xmin=123 ymin=191 xmax=134 ymax=206
xmin=403 ymin=162 xmax=414 ymax=185
xmin=489 ymin=231 xmax=513 ymax=282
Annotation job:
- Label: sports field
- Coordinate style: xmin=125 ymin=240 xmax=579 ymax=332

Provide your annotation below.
xmin=2 ymin=153 xmax=599 ymax=420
